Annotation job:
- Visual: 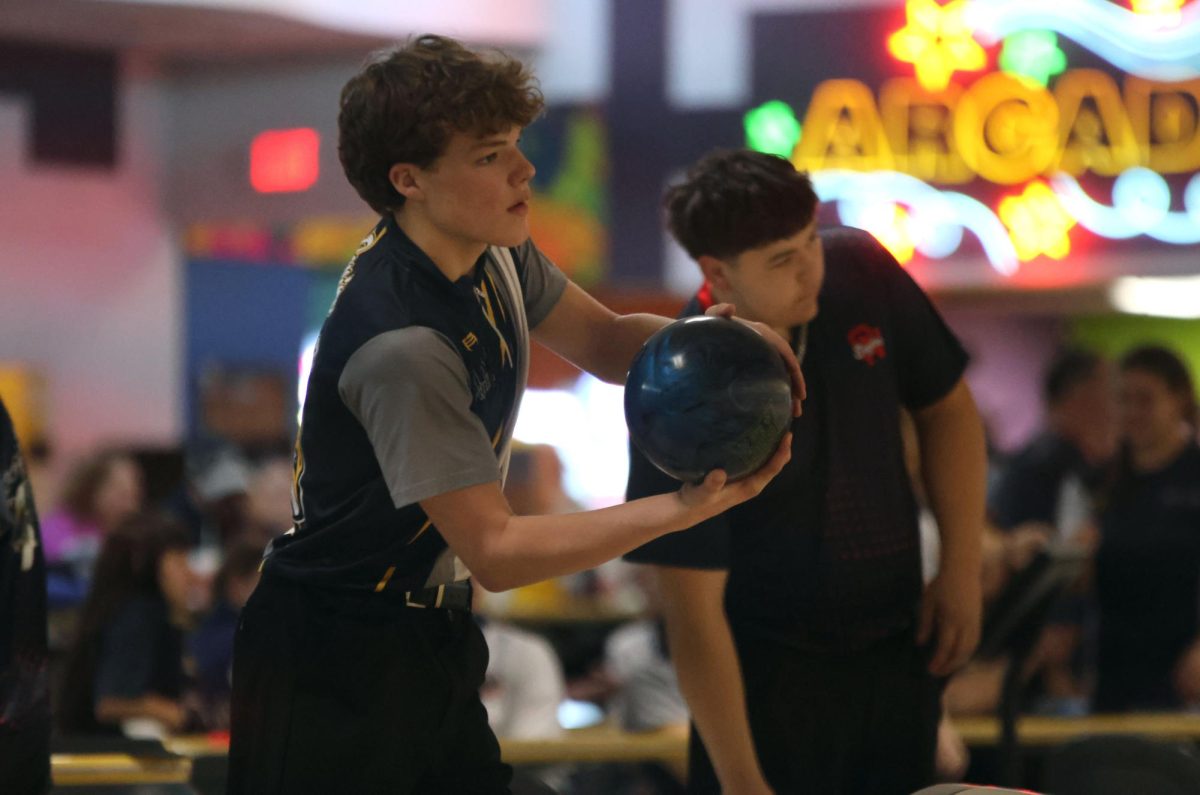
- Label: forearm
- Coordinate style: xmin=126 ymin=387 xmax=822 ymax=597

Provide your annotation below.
xmin=466 ymin=493 xmax=701 ymax=591
xmin=662 ymin=591 xmax=767 ymax=789
xmin=586 ymin=312 xmax=671 ymax=384
xmin=430 ymin=436 xmax=792 ymax=592
xmin=916 ymin=386 xmax=987 ymax=573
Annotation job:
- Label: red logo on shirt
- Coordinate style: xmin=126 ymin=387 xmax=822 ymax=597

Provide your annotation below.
xmin=848 ymin=324 xmax=886 ymax=366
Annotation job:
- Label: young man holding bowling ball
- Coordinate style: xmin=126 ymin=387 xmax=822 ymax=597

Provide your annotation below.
xmin=225 ymin=38 xmax=803 ymax=795
xmin=626 ymin=149 xmax=987 ymax=795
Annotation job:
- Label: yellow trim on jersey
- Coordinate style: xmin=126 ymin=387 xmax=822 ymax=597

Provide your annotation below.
xmin=290 ymin=434 xmax=307 ymax=526
xmin=475 ymin=276 xmax=514 ymax=368
xmin=374 ymin=565 xmax=396 ymax=592
xmin=354 ymin=224 xmax=388 ymax=256
xmin=407 ymin=518 xmax=433 ymax=545
xmin=484 ymin=270 xmax=508 ymax=321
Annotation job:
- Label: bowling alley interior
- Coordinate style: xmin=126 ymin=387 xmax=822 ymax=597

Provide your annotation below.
xmin=3 ymin=0 xmax=1200 ymax=793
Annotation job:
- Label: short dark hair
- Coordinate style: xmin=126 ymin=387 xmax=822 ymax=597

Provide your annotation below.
xmin=1120 ymin=344 xmax=1198 ymax=428
xmin=663 ymin=149 xmax=819 ymax=260
xmin=1043 ymin=348 xmax=1104 ymax=406
xmin=338 ymin=35 xmax=545 ymax=214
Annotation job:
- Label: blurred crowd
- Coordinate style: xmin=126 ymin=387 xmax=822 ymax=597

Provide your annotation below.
xmin=14 ymin=339 xmax=1200 ymax=790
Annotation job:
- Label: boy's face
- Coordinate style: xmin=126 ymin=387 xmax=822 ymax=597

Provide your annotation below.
xmin=702 ymin=214 xmax=825 ymax=332
xmin=401 ymin=126 xmax=535 ymax=250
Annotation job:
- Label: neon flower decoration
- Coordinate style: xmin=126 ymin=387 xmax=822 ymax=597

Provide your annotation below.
xmin=999 ymin=180 xmax=1076 ymax=260
xmin=812 ymin=169 xmax=1019 ymax=274
xmin=1051 ymin=168 xmax=1200 ymax=244
xmin=744 ymin=100 xmax=802 ymax=158
xmin=888 ymin=0 xmax=988 ymax=91
xmin=1131 ymin=0 xmax=1185 ymax=27
xmin=857 ymin=204 xmax=917 ymax=264
xmin=964 ymin=0 xmax=1200 ymax=81
xmin=999 ymin=31 xmax=1067 ymax=87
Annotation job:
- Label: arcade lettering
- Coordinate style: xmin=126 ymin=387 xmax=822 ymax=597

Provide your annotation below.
xmin=792 ymin=70 xmax=1200 ymax=185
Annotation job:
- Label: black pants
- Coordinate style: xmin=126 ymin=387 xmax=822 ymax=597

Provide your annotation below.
xmin=687 ymin=630 xmax=942 ymax=795
xmin=226 ymin=572 xmax=511 ymax=794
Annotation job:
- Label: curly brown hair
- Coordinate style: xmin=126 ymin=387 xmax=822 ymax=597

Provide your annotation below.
xmin=338 ymin=35 xmax=545 ymax=215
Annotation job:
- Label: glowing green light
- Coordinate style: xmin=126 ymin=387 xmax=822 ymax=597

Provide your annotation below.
xmin=744 ymin=100 xmax=802 ymax=158
xmin=999 ymin=30 xmax=1067 ymax=87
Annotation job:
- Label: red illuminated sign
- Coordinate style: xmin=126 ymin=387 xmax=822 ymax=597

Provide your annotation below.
xmin=250 ymin=128 xmax=320 ymax=193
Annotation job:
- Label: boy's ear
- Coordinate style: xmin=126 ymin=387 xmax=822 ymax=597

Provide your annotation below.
xmin=388 ymin=163 xmax=423 ymax=201
xmin=697 ymin=254 xmax=732 ymax=293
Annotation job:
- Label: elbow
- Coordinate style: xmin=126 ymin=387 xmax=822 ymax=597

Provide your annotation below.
xmin=469 ymin=565 xmax=513 ymax=594
xmin=461 ymin=542 xmax=522 ymax=593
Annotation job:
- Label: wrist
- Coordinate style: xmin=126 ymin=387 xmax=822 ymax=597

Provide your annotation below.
xmin=939 ymin=541 xmax=983 ymax=574
xmin=721 ymin=768 xmax=771 ymax=794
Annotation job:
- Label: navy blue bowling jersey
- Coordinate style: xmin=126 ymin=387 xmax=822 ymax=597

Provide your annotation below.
xmin=267 ymin=215 xmax=566 ymax=595
xmin=0 ymin=398 xmax=50 ymax=793
xmin=627 ymin=227 xmax=968 ymax=652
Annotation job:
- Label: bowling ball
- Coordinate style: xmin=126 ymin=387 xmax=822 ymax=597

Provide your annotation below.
xmin=625 ymin=315 xmax=792 ymax=482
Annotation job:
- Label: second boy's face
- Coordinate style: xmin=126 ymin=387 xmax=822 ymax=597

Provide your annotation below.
xmin=418 ymin=126 xmax=536 ymax=249
xmin=719 ymin=216 xmax=825 ymax=333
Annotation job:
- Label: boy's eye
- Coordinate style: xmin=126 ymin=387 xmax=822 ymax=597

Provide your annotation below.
xmin=478 ymin=153 xmax=498 ymax=165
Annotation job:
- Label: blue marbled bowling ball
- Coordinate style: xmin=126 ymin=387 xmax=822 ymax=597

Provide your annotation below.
xmin=625 ymin=315 xmax=792 ymax=482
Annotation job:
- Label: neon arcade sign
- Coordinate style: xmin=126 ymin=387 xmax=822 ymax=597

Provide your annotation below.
xmin=745 ymin=0 xmax=1200 ymax=275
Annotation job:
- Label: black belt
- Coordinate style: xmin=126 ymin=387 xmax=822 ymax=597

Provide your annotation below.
xmin=403 ymin=580 xmax=472 ymax=611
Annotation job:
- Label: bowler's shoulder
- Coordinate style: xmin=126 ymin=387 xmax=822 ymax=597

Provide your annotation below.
xmin=821 ymin=226 xmax=895 ymax=272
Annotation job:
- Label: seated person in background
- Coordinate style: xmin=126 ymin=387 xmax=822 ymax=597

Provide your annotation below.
xmin=475 ymin=585 xmax=570 ymax=795
xmin=475 ymin=585 xmax=566 ymax=741
xmin=41 ymin=449 xmax=144 ymax=577
xmin=601 ymin=568 xmax=688 ymax=735
xmin=980 ymin=347 xmax=1116 ymax=715
xmin=58 ymin=512 xmax=197 ymax=737
xmin=243 ymin=456 xmax=297 ymax=546
xmin=1095 ymin=345 xmax=1200 ymax=712
xmin=189 ymin=447 xmax=252 ymax=549
xmin=990 ymin=347 xmax=1115 ymax=545
xmin=190 ymin=539 xmax=263 ymax=731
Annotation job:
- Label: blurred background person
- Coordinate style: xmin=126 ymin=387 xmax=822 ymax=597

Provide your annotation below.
xmin=990 ymin=347 xmax=1116 ymax=549
xmin=184 ymin=446 xmax=252 ymax=550
xmin=472 ymin=582 xmax=569 ymax=794
xmin=243 ymin=455 xmax=298 ymax=546
xmin=57 ymin=512 xmax=199 ymax=738
xmin=474 ymin=579 xmax=567 ymax=743
xmin=189 ymin=538 xmax=263 ymax=731
xmin=41 ymin=449 xmax=144 ymax=579
xmin=1094 ymin=344 xmax=1200 ymax=712
xmin=983 ymin=347 xmax=1117 ymax=715
xmin=588 ymin=566 xmax=688 ymax=733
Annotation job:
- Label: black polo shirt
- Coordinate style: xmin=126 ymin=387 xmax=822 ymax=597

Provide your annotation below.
xmin=267 ymin=215 xmax=566 ymax=595
xmin=0 ymin=398 xmax=50 ymax=792
xmin=626 ymin=227 xmax=968 ymax=652
xmin=989 ymin=431 xmax=1099 ymax=531
xmin=1095 ymin=443 xmax=1200 ymax=710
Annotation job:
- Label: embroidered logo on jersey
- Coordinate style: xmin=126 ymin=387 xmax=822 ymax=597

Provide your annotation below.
xmin=469 ymin=360 xmax=495 ymax=402
xmin=462 ymin=332 xmax=479 ymax=351
xmin=848 ymin=324 xmax=886 ymax=366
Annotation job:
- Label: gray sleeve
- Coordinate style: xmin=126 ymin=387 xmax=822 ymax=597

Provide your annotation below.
xmin=514 ymin=239 xmax=568 ymax=328
xmin=339 ymin=327 xmax=501 ymax=508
